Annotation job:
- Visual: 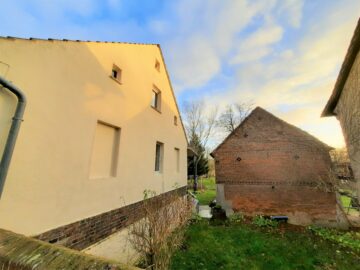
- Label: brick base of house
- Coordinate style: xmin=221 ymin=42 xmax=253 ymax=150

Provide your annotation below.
xmin=217 ymin=183 xmax=349 ymax=229
xmin=34 ymin=186 xmax=187 ymax=250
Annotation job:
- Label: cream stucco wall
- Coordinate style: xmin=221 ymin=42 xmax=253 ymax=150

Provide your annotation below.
xmin=334 ymin=50 xmax=360 ymax=200
xmin=0 ymin=38 xmax=188 ymax=235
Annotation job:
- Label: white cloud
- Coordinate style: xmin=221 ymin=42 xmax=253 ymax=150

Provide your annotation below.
xmin=232 ymin=47 xmax=272 ymax=64
xmin=164 ymin=0 xmax=288 ymax=90
xmin=230 ymin=23 xmax=283 ymax=64
xmin=277 ymin=0 xmax=304 ymax=28
xmin=167 ymin=37 xmax=220 ymax=89
xmin=27 ymin=0 xmax=99 ymax=19
xmin=241 ymin=23 xmax=283 ymax=49
xmin=211 ymin=0 xmax=276 ymax=54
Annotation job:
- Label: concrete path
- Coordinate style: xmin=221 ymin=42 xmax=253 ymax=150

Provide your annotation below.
xmin=199 ymin=205 xmax=212 ymax=218
xmin=84 ymin=227 xmax=139 ymax=265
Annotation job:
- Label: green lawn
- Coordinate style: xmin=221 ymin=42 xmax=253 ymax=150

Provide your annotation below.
xmin=199 ymin=177 xmax=216 ymax=190
xmin=196 ymin=189 xmax=216 ymax=205
xmin=195 ymin=177 xmax=216 ymax=205
xmin=171 ymin=222 xmax=360 ymax=270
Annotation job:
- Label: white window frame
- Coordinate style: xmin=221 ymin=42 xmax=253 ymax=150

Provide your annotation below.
xmin=151 ymin=87 xmax=161 ymax=112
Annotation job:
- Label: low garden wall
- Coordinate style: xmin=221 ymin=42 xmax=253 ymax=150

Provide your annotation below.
xmin=0 ymin=228 xmax=141 ymax=270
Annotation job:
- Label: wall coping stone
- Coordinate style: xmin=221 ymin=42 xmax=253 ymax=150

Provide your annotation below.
xmin=0 ymin=228 xmax=141 ymax=270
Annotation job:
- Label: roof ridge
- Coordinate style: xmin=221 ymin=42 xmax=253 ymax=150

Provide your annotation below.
xmin=0 ymin=36 xmax=159 ymax=46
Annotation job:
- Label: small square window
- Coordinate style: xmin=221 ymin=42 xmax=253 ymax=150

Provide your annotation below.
xmin=111 ymin=64 xmax=122 ymax=83
xmin=155 ymin=60 xmax=160 ymax=72
xmin=151 ymin=87 xmax=161 ymax=112
xmin=174 ymin=116 xmax=178 ymax=126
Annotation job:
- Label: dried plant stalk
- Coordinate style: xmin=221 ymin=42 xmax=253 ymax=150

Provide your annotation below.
xmin=128 ymin=190 xmax=192 ymax=270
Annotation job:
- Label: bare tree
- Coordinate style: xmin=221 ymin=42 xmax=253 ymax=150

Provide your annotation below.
xmin=182 ymin=101 xmax=218 ymax=190
xmin=330 ymin=147 xmax=355 ymax=184
xmin=330 ymin=147 xmax=350 ymax=164
xmin=217 ymin=102 xmax=253 ymax=134
xmin=182 ymin=100 xmax=218 ymax=149
xmin=128 ymin=190 xmax=192 ymax=270
xmin=315 ymin=169 xmax=339 ymax=193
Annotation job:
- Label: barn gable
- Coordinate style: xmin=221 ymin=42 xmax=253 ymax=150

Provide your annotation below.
xmin=211 ymin=106 xmax=332 ymax=159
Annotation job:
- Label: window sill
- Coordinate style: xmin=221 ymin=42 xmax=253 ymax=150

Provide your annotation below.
xmin=151 ymin=106 xmax=162 ymax=114
xmin=109 ymin=76 xmax=122 ymax=85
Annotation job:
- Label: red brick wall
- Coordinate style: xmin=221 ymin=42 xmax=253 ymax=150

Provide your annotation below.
xmin=225 ymin=184 xmax=337 ymax=224
xmin=34 ymin=186 xmax=187 ymax=250
xmin=213 ymin=108 xmax=337 ymax=224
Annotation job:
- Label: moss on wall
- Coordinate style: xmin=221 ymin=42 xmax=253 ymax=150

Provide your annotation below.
xmin=0 ymin=228 xmax=141 ymax=270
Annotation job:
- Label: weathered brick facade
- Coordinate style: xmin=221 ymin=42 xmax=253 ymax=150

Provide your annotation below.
xmin=34 ymin=186 xmax=187 ymax=250
xmin=211 ymin=107 xmax=346 ymax=227
xmin=322 ymin=18 xmax=360 ymax=201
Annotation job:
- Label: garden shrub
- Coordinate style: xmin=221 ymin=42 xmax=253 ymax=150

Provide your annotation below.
xmin=191 ymin=213 xmax=203 ymax=224
xmin=227 ymin=213 xmax=244 ymax=224
xmin=309 ymin=226 xmax=360 ymax=252
xmin=252 ymin=215 xmax=278 ymax=228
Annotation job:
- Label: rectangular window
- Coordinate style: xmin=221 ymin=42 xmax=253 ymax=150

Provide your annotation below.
xmin=112 ymin=69 xmax=118 ymax=78
xmin=175 ymin=148 xmax=180 ymax=172
xmin=174 ymin=116 xmax=178 ymax=126
xmin=111 ymin=64 xmax=122 ymax=83
xmin=155 ymin=60 xmax=160 ymax=72
xmin=155 ymin=142 xmax=164 ymax=172
xmin=151 ymin=87 xmax=161 ymax=111
xmin=89 ymin=121 xmax=120 ymax=179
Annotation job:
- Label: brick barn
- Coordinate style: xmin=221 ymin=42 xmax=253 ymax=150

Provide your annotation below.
xmin=322 ymin=18 xmax=360 ymax=202
xmin=211 ymin=107 xmax=348 ymax=228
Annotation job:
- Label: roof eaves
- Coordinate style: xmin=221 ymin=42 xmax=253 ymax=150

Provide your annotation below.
xmin=156 ymin=44 xmax=188 ymax=144
xmin=0 ymin=36 xmax=159 ymax=46
xmin=322 ymin=18 xmax=360 ymax=117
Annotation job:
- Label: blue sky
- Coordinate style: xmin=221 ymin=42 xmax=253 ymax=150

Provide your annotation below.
xmin=1 ymin=0 xmax=360 ymax=148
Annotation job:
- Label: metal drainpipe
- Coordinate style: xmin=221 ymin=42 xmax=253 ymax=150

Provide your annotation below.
xmin=0 ymin=76 xmax=26 ymax=198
